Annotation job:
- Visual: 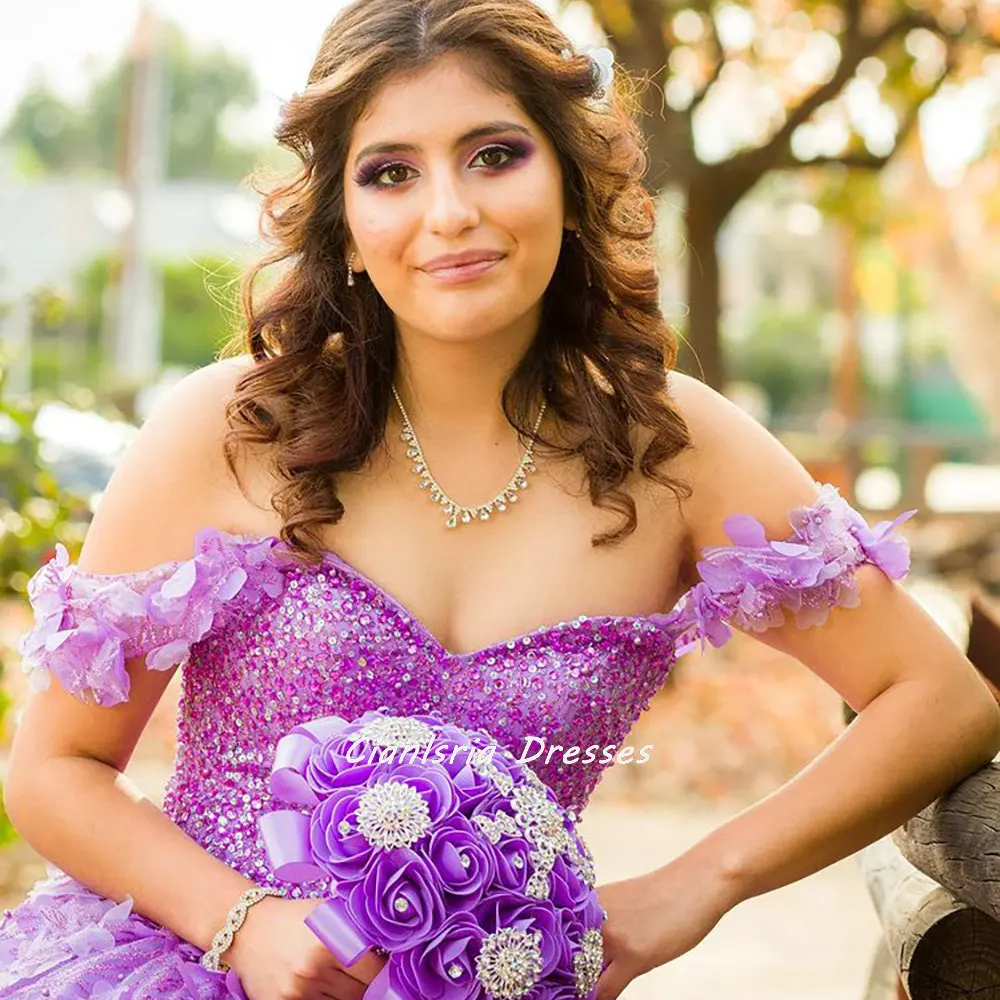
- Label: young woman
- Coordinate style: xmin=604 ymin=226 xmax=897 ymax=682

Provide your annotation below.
xmin=3 ymin=1 xmax=997 ymax=998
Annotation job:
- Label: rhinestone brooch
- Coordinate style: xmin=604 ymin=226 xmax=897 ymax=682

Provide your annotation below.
xmin=574 ymin=928 xmax=605 ymax=997
xmin=475 ymin=927 xmax=545 ymax=1000
xmin=354 ymin=780 xmax=431 ymax=849
xmin=349 ymin=716 xmax=436 ymax=750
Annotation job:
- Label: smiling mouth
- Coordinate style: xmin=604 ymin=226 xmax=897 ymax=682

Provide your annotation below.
xmin=421 ymin=256 xmax=506 ymax=283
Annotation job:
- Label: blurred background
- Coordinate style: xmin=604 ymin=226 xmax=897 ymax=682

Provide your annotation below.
xmin=1 ymin=1 xmax=999 ymax=997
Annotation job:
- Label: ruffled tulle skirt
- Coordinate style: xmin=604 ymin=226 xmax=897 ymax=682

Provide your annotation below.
xmin=0 ymin=868 xmax=241 ymax=999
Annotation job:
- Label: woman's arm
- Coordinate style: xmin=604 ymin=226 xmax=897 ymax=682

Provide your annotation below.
xmin=3 ymin=359 xmax=258 ymax=952
xmin=593 ymin=372 xmax=1000 ymax=1000
xmin=668 ymin=372 xmax=1000 ymax=901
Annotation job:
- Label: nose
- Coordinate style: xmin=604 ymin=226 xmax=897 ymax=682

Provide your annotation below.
xmin=424 ymin=166 xmax=480 ymax=237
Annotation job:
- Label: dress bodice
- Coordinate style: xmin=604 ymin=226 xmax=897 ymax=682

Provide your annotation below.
xmin=16 ymin=483 xmax=915 ymax=898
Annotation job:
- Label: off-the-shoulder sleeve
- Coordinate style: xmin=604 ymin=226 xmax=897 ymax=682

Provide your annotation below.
xmin=666 ymin=483 xmax=917 ymax=657
xmin=17 ymin=528 xmax=286 ymax=707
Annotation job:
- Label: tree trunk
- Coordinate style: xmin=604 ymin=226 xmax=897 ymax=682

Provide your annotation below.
xmin=683 ymin=186 xmax=725 ymax=389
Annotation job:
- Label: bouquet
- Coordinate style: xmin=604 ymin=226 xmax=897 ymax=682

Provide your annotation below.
xmin=258 ymin=708 xmax=606 ymax=1000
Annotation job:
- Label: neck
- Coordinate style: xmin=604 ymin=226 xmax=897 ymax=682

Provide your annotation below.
xmin=392 ymin=309 xmax=542 ymax=442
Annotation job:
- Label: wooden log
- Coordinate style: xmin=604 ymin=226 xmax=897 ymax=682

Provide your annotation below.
xmin=895 ymin=763 xmax=1000 ymax=923
xmin=859 ymin=835 xmax=1000 ymax=998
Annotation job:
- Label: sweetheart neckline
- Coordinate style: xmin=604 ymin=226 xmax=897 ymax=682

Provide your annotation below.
xmin=222 ymin=528 xmax=682 ymax=661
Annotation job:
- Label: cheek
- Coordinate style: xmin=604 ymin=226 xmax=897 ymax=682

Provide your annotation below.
xmin=497 ymin=166 xmax=566 ymax=259
xmin=344 ymin=185 xmax=414 ymax=264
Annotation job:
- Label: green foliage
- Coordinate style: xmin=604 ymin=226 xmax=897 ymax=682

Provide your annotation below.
xmin=0 ymin=368 xmax=96 ymax=846
xmin=727 ymin=300 xmax=833 ymax=418
xmin=162 ymin=258 xmax=242 ymax=369
xmin=0 ymin=376 xmax=92 ymax=596
xmin=2 ymin=22 xmax=262 ymax=181
xmin=25 ymin=254 xmax=241 ymax=393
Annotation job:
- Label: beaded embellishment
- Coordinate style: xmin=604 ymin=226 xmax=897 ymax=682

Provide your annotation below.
xmin=348 ymin=715 xmax=436 ymax=750
xmin=574 ymin=928 xmax=605 ymax=997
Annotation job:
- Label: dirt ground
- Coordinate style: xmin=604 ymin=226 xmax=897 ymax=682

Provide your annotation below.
xmin=579 ymin=795 xmax=884 ymax=1000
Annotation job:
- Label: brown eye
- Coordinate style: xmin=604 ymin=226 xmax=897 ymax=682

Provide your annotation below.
xmin=474 ymin=146 xmax=511 ymax=169
xmin=380 ymin=164 xmax=413 ymax=186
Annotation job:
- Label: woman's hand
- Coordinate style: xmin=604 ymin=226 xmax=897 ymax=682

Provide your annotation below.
xmin=593 ymin=852 xmax=740 ymax=1000
xmin=226 ymin=897 xmax=386 ymax=1000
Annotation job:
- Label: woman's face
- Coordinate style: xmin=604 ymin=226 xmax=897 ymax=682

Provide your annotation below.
xmin=343 ymin=51 xmax=571 ymax=347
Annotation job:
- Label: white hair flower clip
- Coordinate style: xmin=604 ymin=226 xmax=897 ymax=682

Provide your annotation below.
xmin=560 ymin=44 xmax=615 ymax=112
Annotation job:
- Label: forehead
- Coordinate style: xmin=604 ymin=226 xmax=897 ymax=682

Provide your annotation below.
xmin=348 ymin=51 xmax=533 ymax=152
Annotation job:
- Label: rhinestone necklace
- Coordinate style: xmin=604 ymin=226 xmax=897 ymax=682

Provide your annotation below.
xmin=392 ymin=385 xmax=547 ymax=530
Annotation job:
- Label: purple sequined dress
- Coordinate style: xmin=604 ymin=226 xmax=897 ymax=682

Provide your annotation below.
xmin=0 ymin=484 xmax=914 ymax=998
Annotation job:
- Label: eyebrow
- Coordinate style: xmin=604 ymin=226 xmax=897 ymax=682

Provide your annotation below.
xmin=352 ymin=120 xmax=533 ymax=169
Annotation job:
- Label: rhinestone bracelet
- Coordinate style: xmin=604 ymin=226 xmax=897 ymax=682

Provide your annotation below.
xmin=200 ymin=885 xmax=285 ymax=973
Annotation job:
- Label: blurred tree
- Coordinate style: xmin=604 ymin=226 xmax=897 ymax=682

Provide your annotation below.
xmin=728 ymin=300 xmax=832 ymax=418
xmin=2 ymin=22 xmax=261 ymax=181
xmin=577 ymin=0 xmax=1000 ymax=387
xmin=24 ymin=254 xmax=240 ymax=393
xmin=161 ymin=258 xmax=242 ymax=369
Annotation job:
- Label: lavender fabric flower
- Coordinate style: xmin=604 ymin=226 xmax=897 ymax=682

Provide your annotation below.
xmin=668 ymin=483 xmax=916 ymax=649
xmin=16 ymin=528 xmax=286 ymax=706
xmin=259 ymin=708 xmax=606 ymax=999
xmin=422 ymin=814 xmax=497 ymax=910
xmin=309 ymin=788 xmax=378 ymax=882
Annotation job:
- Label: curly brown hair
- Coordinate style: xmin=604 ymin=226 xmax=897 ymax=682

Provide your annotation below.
xmin=220 ymin=0 xmax=692 ymax=566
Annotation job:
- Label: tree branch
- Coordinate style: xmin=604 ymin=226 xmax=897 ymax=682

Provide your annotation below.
xmin=844 ymin=0 xmax=863 ymax=43
xmin=771 ymin=54 xmax=954 ymax=173
xmin=766 ymin=13 xmax=929 ymax=158
xmin=688 ymin=2 xmax=725 ymax=113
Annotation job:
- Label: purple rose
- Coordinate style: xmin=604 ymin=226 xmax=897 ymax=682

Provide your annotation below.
xmin=491 ymin=834 xmax=533 ymax=894
xmin=548 ymin=856 xmax=590 ymax=910
xmin=433 ymin=751 xmax=497 ymax=811
xmin=421 ymin=814 xmax=496 ymax=910
xmin=468 ymin=789 xmax=516 ymax=822
xmin=527 ymin=978 xmax=587 ymax=1000
xmin=309 ymin=788 xmax=376 ymax=882
xmin=346 ymin=848 xmax=447 ymax=950
xmin=389 ymin=910 xmax=486 ymax=999
xmin=556 ymin=898 xmax=605 ymax=975
xmin=305 ymin=737 xmax=381 ymax=795
xmin=476 ymin=893 xmax=564 ymax=979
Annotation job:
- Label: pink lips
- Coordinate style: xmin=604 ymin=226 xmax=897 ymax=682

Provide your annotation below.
xmin=420 ymin=250 xmax=506 ymax=284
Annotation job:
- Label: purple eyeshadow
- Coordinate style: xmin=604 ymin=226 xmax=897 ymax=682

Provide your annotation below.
xmin=353 ymin=137 xmax=536 ymax=189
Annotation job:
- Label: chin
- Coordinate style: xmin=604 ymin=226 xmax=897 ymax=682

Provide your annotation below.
xmin=414 ymin=298 xmax=535 ymax=343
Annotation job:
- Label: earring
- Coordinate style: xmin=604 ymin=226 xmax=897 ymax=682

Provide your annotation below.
xmin=347 ymin=253 xmax=356 ymax=287
xmin=572 ymin=231 xmax=592 ymax=288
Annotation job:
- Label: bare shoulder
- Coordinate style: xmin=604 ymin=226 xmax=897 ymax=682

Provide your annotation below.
xmin=77 ymin=356 xmax=263 ymax=574
xmin=665 ymin=369 xmax=821 ymax=550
